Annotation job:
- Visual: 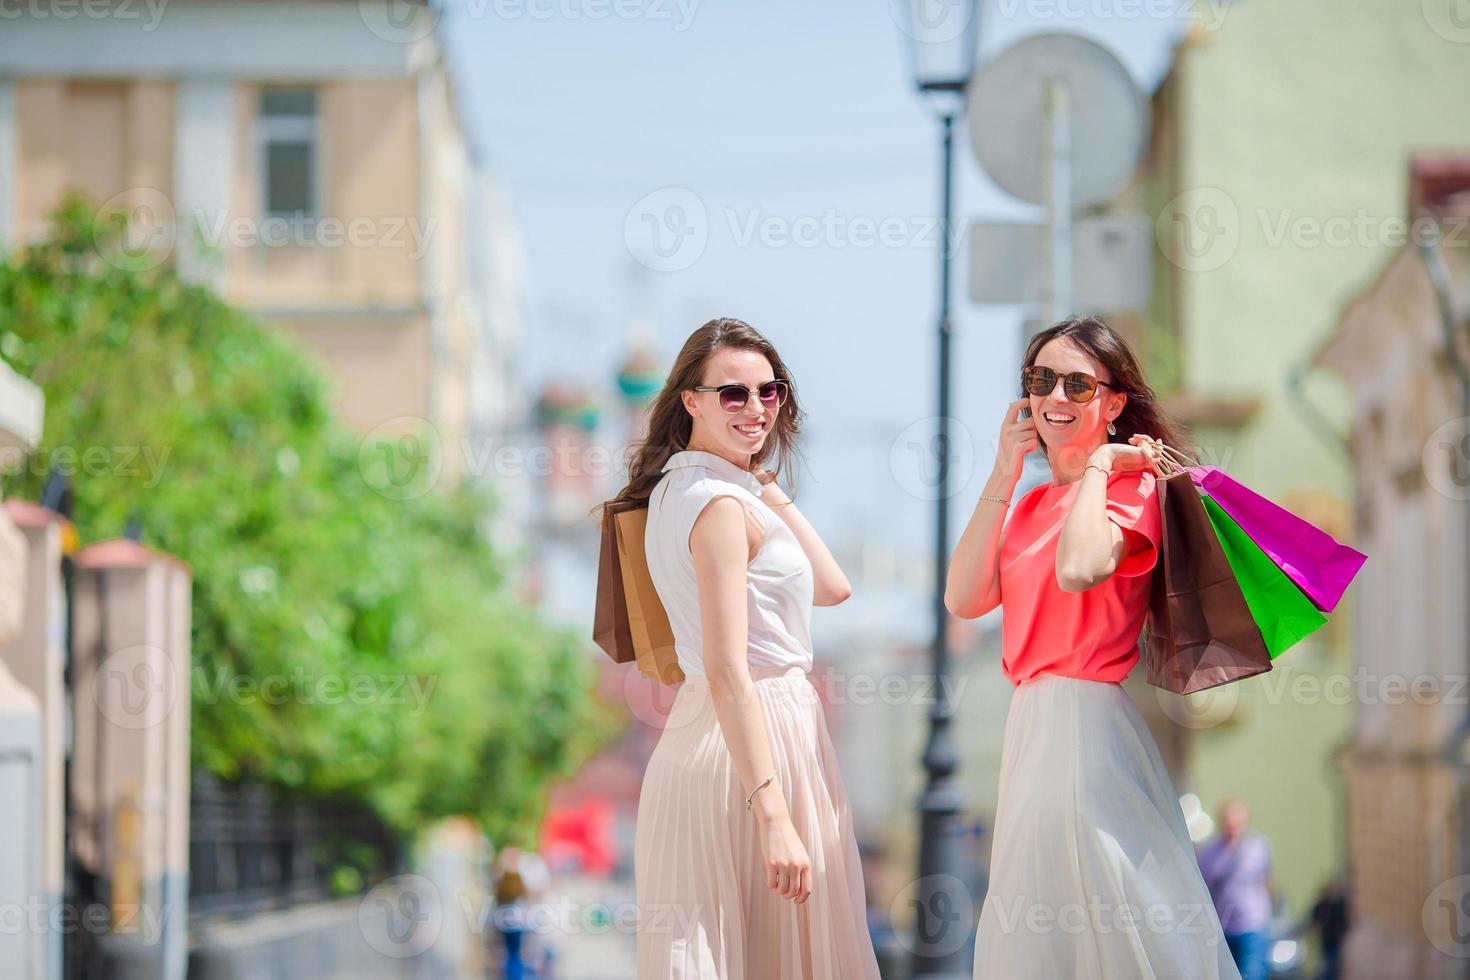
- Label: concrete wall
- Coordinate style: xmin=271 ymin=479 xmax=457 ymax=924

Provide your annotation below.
xmin=0 ymin=662 xmax=43 ymax=980
xmin=0 ymin=504 xmax=67 ymax=980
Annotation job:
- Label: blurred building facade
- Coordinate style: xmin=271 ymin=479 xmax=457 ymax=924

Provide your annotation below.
xmin=0 ymin=0 xmax=527 ymax=485
xmin=1133 ymin=2 xmax=1470 ymax=947
xmin=0 ymin=5 xmax=528 ymax=977
xmin=1317 ymin=157 xmax=1470 ymax=980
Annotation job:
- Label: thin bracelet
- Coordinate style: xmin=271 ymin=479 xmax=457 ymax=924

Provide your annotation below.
xmin=979 ymin=494 xmax=1009 ymax=506
xmin=746 ymin=774 xmax=776 ymax=811
xmin=1084 ymin=463 xmax=1111 ymax=479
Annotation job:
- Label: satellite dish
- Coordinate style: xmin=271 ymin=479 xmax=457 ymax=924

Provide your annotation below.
xmin=966 ymin=32 xmax=1147 ymax=208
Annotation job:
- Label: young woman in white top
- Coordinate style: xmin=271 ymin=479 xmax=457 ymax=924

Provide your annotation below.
xmin=606 ymin=318 xmax=881 ymax=979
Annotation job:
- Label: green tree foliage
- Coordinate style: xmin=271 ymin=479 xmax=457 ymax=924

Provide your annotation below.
xmin=0 ymin=197 xmax=614 ymax=847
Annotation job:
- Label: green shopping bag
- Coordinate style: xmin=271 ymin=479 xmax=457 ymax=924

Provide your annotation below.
xmin=1199 ymin=493 xmax=1327 ymax=658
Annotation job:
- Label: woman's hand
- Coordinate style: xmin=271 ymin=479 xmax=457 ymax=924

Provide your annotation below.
xmin=756 ymin=810 xmax=812 ymax=904
xmin=753 ymin=467 xmax=789 ymax=506
xmin=994 ymin=398 xmax=1038 ymax=483
xmin=1090 ymin=434 xmax=1163 ymax=475
xmin=747 ymin=466 xmax=853 ymax=605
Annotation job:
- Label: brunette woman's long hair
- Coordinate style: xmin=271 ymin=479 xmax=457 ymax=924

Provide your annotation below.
xmin=603 ymin=318 xmax=803 ymax=512
xmin=1022 ymin=316 xmax=1189 ymax=457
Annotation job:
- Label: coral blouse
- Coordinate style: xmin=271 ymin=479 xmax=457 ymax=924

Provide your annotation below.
xmin=998 ymin=469 xmax=1163 ymax=686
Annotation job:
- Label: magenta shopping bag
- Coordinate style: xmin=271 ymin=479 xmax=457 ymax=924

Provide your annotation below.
xmin=1187 ymin=465 xmax=1367 ymax=613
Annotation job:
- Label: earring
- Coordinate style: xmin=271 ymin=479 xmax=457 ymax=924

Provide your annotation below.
xmin=1107 ymin=421 xmax=1117 ymax=436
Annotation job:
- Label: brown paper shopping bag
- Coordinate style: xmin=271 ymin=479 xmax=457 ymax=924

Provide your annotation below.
xmin=612 ymin=507 xmax=684 ymax=685
xmin=1144 ymin=470 xmax=1273 ymax=695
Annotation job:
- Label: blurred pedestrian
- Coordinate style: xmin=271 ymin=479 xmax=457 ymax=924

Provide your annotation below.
xmin=1307 ymin=876 xmax=1349 ymax=980
xmin=1197 ymin=799 xmax=1276 ymax=980
xmin=607 ymin=319 xmax=880 ymax=978
xmin=948 ymin=316 xmax=1240 ymax=979
xmin=492 ymin=861 xmax=531 ymax=980
xmin=492 ymin=848 xmax=553 ymax=980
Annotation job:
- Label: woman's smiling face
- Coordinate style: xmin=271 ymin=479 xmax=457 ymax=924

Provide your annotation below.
xmin=1028 ymin=337 xmax=1126 ymax=458
xmin=681 ymin=346 xmax=779 ymax=461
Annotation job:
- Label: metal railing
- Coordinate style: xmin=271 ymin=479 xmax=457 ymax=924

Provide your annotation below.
xmin=188 ymin=773 xmax=402 ymax=922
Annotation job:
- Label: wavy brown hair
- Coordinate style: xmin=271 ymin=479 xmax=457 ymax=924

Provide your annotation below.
xmin=604 ymin=318 xmax=803 ymax=510
xmin=1022 ymin=315 xmax=1189 ymax=457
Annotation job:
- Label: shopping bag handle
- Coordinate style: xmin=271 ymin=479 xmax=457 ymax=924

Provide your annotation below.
xmin=1136 ymin=437 xmax=1199 ymax=477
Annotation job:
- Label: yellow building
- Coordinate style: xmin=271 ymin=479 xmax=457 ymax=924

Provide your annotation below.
xmin=1133 ymin=3 xmax=1470 ymax=972
xmin=0 ymin=0 xmax=526 ymax=483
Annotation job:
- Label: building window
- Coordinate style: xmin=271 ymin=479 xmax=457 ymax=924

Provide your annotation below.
xmin=259 ymin=89 xmax=317 ymax=221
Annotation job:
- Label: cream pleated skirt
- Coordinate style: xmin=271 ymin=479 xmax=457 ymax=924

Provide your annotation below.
xmin=975 ymin=673 xmax=1243 ymax=980
xmin=634 ymin=665 xmax=880 ymax=980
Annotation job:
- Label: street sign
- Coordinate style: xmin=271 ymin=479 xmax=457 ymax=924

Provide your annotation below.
xmin=969 ymin=213 xmax=1151 ymax=313
xmin=965 ymin=32 xmax=1147 ymax=208
xmin=966 ymin=32 xmax=1149 ymax=320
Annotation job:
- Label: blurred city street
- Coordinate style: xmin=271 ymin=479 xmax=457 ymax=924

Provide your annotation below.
xmin=0 ymin=0 xmax=1468 ymax=978
xmin=543 ymin=874 xmax=639 ymax=980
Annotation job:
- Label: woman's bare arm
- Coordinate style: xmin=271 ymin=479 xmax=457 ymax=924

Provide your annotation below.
xmin=690 ymin=496 xmax=812 ymax=904
xmin=946 ymin=398 xmax=1035 ymax=619
xmin=756 ymin=480 xmax=852 ymax=606
xmin=945 ymin=474 xmax=1016 ymax=619
xmin=1054 ymin=439 xmax=1157 ymax=592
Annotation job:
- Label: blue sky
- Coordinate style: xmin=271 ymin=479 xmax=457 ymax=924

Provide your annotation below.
xmin=443 ymin=0 xmax=1190 ymax=577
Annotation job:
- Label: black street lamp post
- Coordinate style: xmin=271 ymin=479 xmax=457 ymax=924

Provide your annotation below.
xmin=898 ymin=2 xmax=981 ymax=976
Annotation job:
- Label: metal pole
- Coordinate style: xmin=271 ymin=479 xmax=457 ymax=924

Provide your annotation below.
xmin=913 ymin=109 xmax=968 ymax=980
xmin=1044 ymin=79 xmax=1072 ymax=323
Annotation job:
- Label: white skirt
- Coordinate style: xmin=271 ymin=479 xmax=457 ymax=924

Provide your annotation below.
xmin=634 ymin=665 xmax=881 ymax=980
xmin=975 ymin=673 xmax=1242 ymax=980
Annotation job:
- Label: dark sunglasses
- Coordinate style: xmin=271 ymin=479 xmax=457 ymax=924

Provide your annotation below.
xmin=691 ymin=379 xmax=789 ymax=414
xmin=1022 ymin=365 xmax=1121 ymax=404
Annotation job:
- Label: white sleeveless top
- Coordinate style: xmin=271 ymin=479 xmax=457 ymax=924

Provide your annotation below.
xmin=645 ymin=450 xmax=815 ymax=677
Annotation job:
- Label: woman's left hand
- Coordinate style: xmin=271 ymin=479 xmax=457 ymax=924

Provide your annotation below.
xmin=752 ymin=466 xmax=790 ymax=506
xmin=1091 ymin=435 xmax=1163 ymax=475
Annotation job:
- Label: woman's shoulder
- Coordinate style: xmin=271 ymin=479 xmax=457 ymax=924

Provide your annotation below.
xmin=657 ymin=467 xmax=760 ymax=506
xmin=651 ymin=469 xmax=765 ymax=535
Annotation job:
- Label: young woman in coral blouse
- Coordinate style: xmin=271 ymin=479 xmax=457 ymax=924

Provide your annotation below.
xmin=947 ymin=316 xmax=1241 ymax=979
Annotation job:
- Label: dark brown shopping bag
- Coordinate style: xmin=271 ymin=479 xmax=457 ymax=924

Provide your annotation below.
xmin=593 ymin=503 xmax=636 ymax=665
xmin=1144 ymin=470 xmax=1273 ymax=695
